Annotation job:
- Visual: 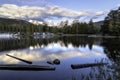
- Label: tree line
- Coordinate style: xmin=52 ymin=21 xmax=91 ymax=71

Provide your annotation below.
xmin=0 ymin=19 xmax=100 ymax=35
xmin=0 ymin=7 xmax=120 ymax=36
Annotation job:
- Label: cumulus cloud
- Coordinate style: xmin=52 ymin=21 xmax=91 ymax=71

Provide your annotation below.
xmin=0 ymin=4 xmax=45 ymax=19
xmin=0 ymin=3 xmax=109 ymax=22
xmin=0 ymin=4 xmax=88 ymax=20
xmin=81 ymin=11 xmax=107 ymax=21
xmin=47 ymin=6 xmax=88 ymax=18
xmin=94 ymin=11 xmax=105 ymax=16
xmin=89 ymin=11 xmax=107 ymax=19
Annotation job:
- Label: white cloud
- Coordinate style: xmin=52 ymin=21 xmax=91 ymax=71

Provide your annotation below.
xmin=94 ymin=11 xmax=105 ymax=16
xmin=0 ymin=4 xmax=45 ymax=19
xmin=0 ymin=4 xmax=108 ymax=22
xmin=0 ymin=4 xmax=88 ymax=20
xmin=90 ymin=11 xmax=107 ymax=19
xmin=47 ymin=5 xmax=88 ymax=18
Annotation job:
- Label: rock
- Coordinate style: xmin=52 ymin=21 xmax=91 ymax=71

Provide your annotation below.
xmin=53 ymin=59 xmax=60 ymax=65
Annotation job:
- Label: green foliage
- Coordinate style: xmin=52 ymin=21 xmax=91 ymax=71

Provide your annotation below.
xmin=61 ymin=20 xmax=99 ymax=34
xmin=0 ymin=17 xmax=101 ymax=34
xmin=101 ymin=7 xmax=120 ymax=36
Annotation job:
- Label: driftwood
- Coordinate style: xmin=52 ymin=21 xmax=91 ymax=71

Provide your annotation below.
xmin=71 ymin=63 xmax=107 ymax=69
xmin=47 ymin=61 xmax=54 ymax=65
xmin=0 ymin=64 xmax=55 ymax=71
xmin=6 ymin=54 xmax=32 ymax=64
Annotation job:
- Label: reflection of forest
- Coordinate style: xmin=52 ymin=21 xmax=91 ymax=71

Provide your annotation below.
xmin=59 ymin=36 xmax=101 ymax=49
xmin=101 ymin=38 xmax=120 ymax=63
xmin=0 ymin=37 xmax=54 ymax=52
xmin=101 ymin=38 xmax=120 ymax=79
xmin=0 ymin=36 xmax=120 ymax=79
xmin=0 ymin=36 xmax=102 ymax=52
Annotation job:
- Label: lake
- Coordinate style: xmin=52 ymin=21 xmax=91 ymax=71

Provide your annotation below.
xmin=0 ymin=35 xmax=119 ymax=80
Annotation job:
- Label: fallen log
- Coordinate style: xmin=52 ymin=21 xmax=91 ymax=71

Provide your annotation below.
xmin=0 ymin=64 xmax=55 ymax=71
xmin=71 ymin=63 xmax=107 ymax=69
xmin=6 ymin=54 xmax=32 ymax=64
xmin=47 ymin=61 xmax=54 ymax=65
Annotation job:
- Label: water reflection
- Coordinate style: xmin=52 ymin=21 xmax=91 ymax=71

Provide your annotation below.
xmin=0 ymin=36 xmax=101 ymax=52
xmin=101 ymin=38 xmax=120 ymax=80
xmin=72 ymin=63 xmax=114 ymax=80
xmin=0 ymin=36 xmax=119 ymax=80
xmin=0 ymin=42 xmax=105 ymax=64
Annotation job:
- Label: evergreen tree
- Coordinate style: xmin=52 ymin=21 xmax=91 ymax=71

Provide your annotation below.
xmin=101 ymin=7 xmax=120 ymax=36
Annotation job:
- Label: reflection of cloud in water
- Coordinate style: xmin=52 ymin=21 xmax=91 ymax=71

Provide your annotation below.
xmin=29 ymin=42 xmax=76 ymax=52
xmin=0 ymin=43 xmax=105 ymax=64
xmin=0 ymin=51 xmax=88 ymax=64
xmin=0 ymin=55 xmax=19 ymax=64
xmin=92 ymin=51 xmax=101 ymax=56
xmin=92 ymin=45 xmax=106 ymax=56
xmin=0 ymin=51 xmax=44 ymax=64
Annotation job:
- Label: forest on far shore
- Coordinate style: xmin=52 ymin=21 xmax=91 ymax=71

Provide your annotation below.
xmin=0 ymin=7 xmax=120 ymax=36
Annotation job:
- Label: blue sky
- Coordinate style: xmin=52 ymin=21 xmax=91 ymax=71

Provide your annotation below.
xmin=0 ymin=0 xmax=120 ymax=23
xmin=45 ymin=0 xmax=119 ymax=10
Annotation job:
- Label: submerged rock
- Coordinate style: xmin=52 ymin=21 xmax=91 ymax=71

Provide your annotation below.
xmin=53 ymin=59 xmax=60 ymax=65
xmin=47 ymin=59 xmax=60 ymax=65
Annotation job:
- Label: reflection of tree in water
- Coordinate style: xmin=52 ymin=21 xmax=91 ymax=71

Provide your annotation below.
xmin=101 ymin=38 xmax=120 ymax=62
xmin=0 ymin=36 xmax=101 ymax=52
xmin=101 ymin=38 xmax=120 ymax=79
xmin=59 ymin=36 xmax=101 ymax=49
xmin=0 ymin=37 xmax=55 ymax=52
xmin=72 ymin=59 xmax=115 ymax=80
xmin=59 ymin=36 xmax=88 ymax=47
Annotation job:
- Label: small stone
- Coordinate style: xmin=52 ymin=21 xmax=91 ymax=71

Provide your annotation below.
xmin=53 ymin=59 xmax=60 ymax=65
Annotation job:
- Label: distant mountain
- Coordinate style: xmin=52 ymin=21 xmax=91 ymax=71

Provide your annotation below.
xmin=93 ymin=21 xmax=104 ymax=28
xmin=0 ymin=17 xmax=35 ymax=26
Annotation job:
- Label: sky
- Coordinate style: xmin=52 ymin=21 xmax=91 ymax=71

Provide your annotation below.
xmin=0 ymin=0 xmax=120 ymax=24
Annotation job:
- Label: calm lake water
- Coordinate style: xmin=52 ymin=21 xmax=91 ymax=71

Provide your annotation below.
xmin=0 ymin=36 xmax=119 ymax=80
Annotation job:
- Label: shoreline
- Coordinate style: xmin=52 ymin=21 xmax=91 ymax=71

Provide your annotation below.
xmin=56 ymin=34 xmax=120 ymax=38
xmin=0 ymin=33 xmax=120 ymax=38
